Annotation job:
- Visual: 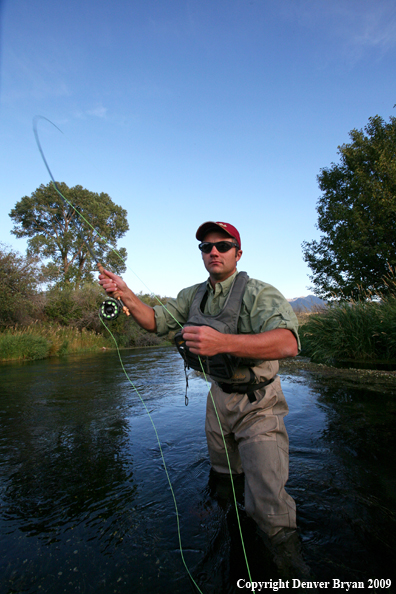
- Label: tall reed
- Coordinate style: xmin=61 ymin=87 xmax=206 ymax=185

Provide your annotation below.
xmin=300 ymin=295 xmax=396 ymax=365
xmin=0 ymin=323 xmax=111 ymax=361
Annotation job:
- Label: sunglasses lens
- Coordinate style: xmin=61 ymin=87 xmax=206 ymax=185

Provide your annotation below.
xmin=199 ymin=241 xmax=237 ymax=253
xmin=217 ymin=242 xmax=233 ymax=252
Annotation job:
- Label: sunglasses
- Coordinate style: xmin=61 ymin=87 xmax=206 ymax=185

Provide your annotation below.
xmin=198 ymin=241 xmax=239 ymax=254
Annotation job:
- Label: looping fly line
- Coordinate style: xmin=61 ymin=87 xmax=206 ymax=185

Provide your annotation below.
xmin=33 ymin=115 xmax=255 ymax=593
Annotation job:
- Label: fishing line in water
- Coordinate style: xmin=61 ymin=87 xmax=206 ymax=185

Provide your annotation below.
xmin=33 ymin=115 xmax=255 ymax=592
xmin=101 ymin=318 xmax=203 ymax=593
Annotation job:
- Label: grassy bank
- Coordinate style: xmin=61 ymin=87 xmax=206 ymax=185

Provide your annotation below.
xmin=0 ymin=324 xmax=111 ymax=362
xmin=300 ymin=297 xmax=396 ymax=365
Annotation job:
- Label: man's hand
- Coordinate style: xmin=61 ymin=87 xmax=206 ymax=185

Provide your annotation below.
xmin=99 ymin=269 xmax=127 ymax=297
xmin=182 ymin=326 xmax=225 ymax=356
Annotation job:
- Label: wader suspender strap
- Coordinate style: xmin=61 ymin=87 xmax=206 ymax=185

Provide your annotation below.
xmin=200 ymin=290 xmax=209 ymax=313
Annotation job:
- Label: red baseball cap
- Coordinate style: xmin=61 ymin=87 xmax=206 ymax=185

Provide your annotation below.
xmin=196 ymin=221 xmax=241 ymax=248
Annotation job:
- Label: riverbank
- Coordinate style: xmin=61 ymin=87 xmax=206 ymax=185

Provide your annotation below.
xmin=280 ymin=356 xmax=396 ymax=390
xmin=0 ymin=325 xmax=172 ymax=362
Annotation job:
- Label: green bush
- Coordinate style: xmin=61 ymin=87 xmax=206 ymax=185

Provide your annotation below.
xmin=44 ymin=283 xmax=110 ymax=331
xmin=44 ymin=286 xmax=85 ymax=325
xmin=0 ymin=333 xmax=51 ymax=361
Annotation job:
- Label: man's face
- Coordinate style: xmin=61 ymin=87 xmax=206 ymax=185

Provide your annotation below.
xmin=200 ymin=230 xmax=242 ymax=284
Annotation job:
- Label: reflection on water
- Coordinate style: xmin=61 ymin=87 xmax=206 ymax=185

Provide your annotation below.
xmin=0 ymin=350 xmax=395 ymax=593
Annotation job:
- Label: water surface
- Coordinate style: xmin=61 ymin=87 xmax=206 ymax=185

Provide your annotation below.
xmin=1 ymin=349 xmax=395 ymax=593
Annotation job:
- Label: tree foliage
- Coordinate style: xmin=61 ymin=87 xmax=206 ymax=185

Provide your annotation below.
xmin=9 ymin=182 xmax=129 ymax=287
xmin=0 ymin=243 xmax=42 ymax=326
xmin=302 ymin=114 xmax=396 ymax=300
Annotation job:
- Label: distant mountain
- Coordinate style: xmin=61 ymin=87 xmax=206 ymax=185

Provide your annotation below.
xmin=287 ymin=295 xmax=326 ymax=312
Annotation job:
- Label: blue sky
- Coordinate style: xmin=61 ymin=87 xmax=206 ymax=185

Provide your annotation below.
xmin=1 ymin=0 xmax=395 ymax=299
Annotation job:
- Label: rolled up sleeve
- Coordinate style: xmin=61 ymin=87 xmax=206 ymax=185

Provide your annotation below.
xmin=242 ymin=280 xmax=301 ymax=350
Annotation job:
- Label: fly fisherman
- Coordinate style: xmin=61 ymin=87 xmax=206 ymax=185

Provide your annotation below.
xmin=99 ymin=221 xmax=310 ymax=579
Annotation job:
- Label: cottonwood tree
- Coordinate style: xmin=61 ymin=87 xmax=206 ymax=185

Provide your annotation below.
xmin=9 ymin=182 xmax=129 ymax=286
xmin=302 ymin=114 xmax=396 ymax=300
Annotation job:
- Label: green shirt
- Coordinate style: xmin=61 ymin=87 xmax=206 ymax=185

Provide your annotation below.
xmin=154 ymin=271 xmax=300 ymax=349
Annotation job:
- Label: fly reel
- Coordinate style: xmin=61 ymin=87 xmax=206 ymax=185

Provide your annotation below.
xmin=99 ymin=297 xmax=122 ymax=321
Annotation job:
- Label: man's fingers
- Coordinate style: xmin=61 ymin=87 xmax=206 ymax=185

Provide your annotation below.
xmin=99 ymin=276 xmax=119 ymax=294
xmin=98 ymin=269 xmax=126 ymax=294
xmin=102 ymin=269 xmax=116 ymax=280
xmin=182 ymin=326 xmax=200 ymax=334
xmin=183 ymin=333 xmax=202 ymax=345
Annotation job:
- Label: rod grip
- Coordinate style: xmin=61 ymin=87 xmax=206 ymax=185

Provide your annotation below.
xmin=97 ymin=262 xmax=130 ymax=316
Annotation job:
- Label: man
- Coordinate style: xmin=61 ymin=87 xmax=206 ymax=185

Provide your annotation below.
xmin=99 ymin=221 xmax=307 ymax=577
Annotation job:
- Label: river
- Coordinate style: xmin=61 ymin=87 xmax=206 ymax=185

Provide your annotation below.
xmin=1 ymin=348 xmax=395 ymax=593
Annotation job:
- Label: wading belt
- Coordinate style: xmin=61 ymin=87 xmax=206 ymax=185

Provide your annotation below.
xmin=218 ymin=377 xmax=274 ymax=403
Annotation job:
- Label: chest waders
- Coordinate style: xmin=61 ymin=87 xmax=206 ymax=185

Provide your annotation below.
xmin=174 ymin=272 xmax=276 ymax=404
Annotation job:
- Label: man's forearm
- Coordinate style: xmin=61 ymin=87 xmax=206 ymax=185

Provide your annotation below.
xmin=121 ymin=289 xmax=157 ymax=332
xmin=222 ymin=328 xmax=298 ymax=360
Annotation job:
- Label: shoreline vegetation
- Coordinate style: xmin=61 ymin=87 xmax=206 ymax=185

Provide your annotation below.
xmin=0 ymin=323 xmax=172 ymax=362
xmin=0 ymin=264 xmax=174 ymax=362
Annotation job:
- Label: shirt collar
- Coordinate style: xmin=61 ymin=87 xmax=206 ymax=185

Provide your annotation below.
xmin=206 ymin=270 xmax=238 ymax=297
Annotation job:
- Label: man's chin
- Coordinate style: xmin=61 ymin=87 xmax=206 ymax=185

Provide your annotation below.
xmin=209 ymin=267 xmax=223 ymax=277
xmin=209 ymin=269 xmax=234 ymax=283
